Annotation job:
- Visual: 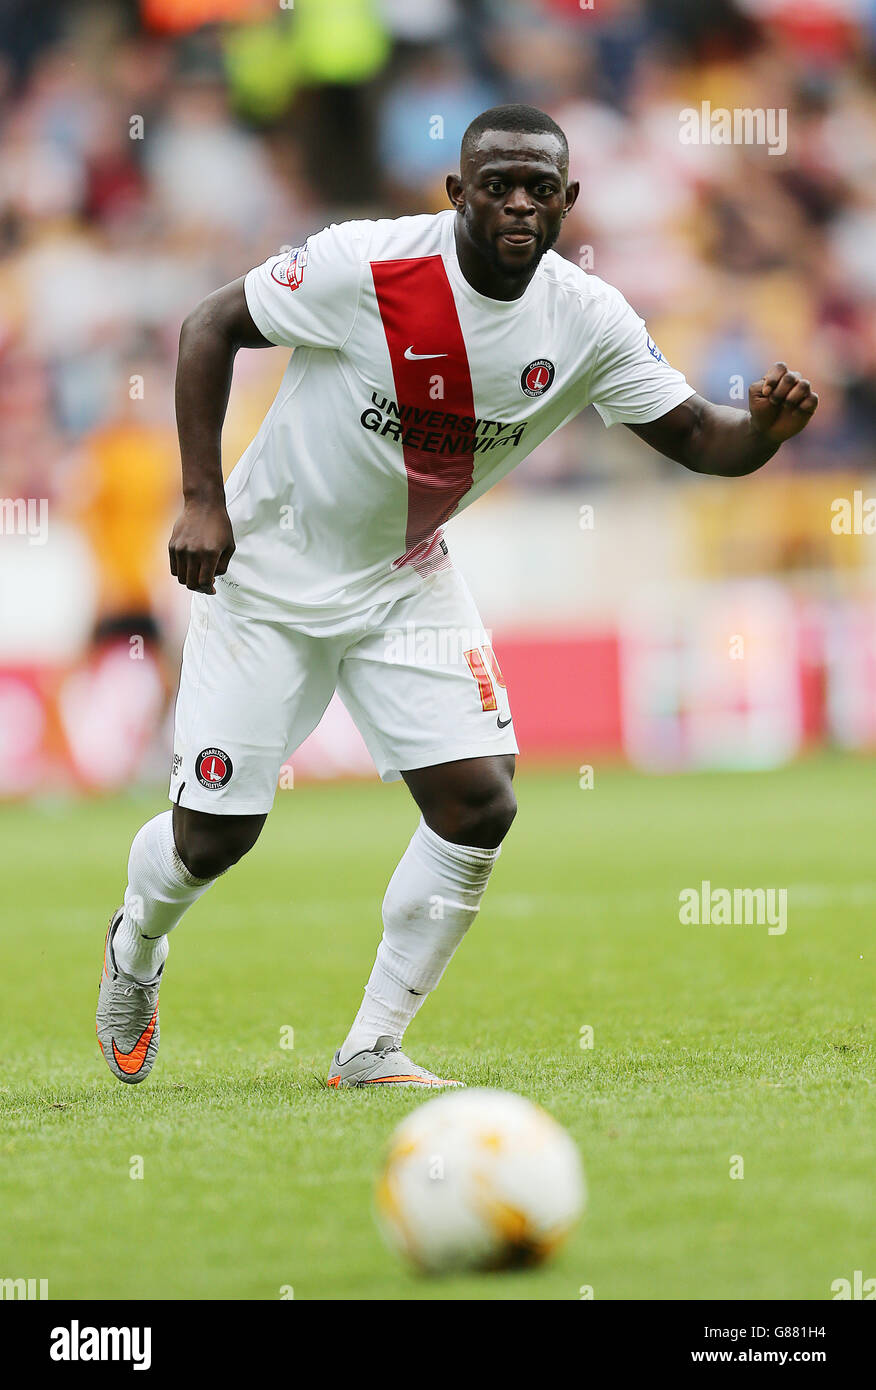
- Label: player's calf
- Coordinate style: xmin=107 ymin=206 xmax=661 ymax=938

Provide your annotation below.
xmin=332 ymin=782 xmax=509 ymax=1083
xmin=96 ymin=807 xmax=263 ymax=1083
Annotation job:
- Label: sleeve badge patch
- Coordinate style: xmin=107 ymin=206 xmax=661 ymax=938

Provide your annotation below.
xmin=270 ymin=241 xmax=309 ymax=292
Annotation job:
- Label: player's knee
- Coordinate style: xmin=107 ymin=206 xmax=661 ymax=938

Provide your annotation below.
xmin=476 ymin=784 xmax=518 ymax=847
xmin=177 ymin=828 xmax=255 ymax=879
xmin=172 ymin=809 xmax=264 ymax=880
xmin=439 ymin=781 xmax=517 ymax=849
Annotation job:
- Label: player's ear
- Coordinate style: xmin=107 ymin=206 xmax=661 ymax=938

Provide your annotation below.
xmin=564 ymin=180 xmax=580 ymax=216
xmin=446 ymin=172 xmax=464 ymax=210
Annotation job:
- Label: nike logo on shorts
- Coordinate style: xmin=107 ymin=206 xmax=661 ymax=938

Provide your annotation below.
xmin=404 ymin=346 xmax=448 ymax=360
xmin=497 ymin=715 xmax=513 ymax=728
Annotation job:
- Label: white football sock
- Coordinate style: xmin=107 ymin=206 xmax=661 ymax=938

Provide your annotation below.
xmin=340 ymin=817 xmax=500 ymax=1060
xmin=113 ymin=810 xmax=215 ymax=982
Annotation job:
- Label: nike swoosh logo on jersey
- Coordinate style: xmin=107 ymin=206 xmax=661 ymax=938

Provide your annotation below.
xmin=497 ymin=715 xmax=513 ymax=728
xmin=404 ymin=347 xmax=448 ymax=360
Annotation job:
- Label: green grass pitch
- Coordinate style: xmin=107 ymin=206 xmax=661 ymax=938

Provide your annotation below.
xmin=1 ymin=756 xmax=873 ymax=1301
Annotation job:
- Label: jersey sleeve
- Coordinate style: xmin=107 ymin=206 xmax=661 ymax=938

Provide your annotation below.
xmin=243 ymin=221 xmax=366 ymax=350
xmin=586 ymin=282 xmax=695 ymax=428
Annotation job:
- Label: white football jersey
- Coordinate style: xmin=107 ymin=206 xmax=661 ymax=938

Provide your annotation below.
xmin=221 ymin=209 xmax=693 ymax=629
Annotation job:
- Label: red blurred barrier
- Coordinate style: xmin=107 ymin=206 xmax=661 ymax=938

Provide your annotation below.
xmin=2 ymin=596 xmax=874 ymax=796
xmin=497 ymin=633 xmax=622 ymax=757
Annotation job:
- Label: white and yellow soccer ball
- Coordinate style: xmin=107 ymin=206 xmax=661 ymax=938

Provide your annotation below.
xmin=375 ymin=1087 xmax=586 ymax=1274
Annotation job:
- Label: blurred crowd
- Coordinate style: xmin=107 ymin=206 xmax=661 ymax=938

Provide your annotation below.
xmin=1 ymin=0 xmax=875 ymax=627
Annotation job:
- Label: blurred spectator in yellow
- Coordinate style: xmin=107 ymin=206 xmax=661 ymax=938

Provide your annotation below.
xmin=65 ymin=347 xmax=177 ymax=644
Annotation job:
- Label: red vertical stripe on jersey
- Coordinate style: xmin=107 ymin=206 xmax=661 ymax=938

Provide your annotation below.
xmin=371 ymin=255 xmax=475 ymax=563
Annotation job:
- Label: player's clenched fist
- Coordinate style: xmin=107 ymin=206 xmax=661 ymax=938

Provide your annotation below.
xmin=749 ymin=363 xmax=819 ymax=445
xmin=168 ymin=500 xmax=236 ymax=594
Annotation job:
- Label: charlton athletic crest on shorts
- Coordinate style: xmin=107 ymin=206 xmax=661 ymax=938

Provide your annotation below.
xmin=520 ymin=358 xmax=555 ymax=397
xmin=196 ymin=747 xmax=233 ymax=790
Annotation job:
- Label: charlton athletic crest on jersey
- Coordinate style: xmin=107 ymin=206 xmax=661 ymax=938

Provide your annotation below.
xmin=520 ymin=358 xmax=555 ymax=397
xmin=196 ymin=748 xmax=233 ymax=790
xmin=270 ymin=241 xmax=309 ymax=293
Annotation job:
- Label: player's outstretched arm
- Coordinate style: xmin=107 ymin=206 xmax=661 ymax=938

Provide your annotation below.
xmin=628 ymin=363 xmax=819 ymax=477
xmin=169 ymin=277 xmax=274 ymax=593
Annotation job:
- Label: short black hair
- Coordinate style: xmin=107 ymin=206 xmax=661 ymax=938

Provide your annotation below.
xmin=461 ymin=104 xmax=569 ymax=169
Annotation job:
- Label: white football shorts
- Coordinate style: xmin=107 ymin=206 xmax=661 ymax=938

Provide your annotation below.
xmin=168 ymin=568 xmax=518 ymax=814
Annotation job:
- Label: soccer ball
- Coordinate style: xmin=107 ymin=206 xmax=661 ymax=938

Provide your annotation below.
xmin=374 ymin=1087 xmax=586 ymax=1274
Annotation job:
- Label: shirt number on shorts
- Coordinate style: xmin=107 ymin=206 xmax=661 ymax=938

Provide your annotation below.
xmin=464 ymin=645 xmax=506 ymax=712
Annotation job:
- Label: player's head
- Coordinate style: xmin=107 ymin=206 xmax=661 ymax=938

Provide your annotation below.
xmin=447 ymin=105 xmax=578 ymax=278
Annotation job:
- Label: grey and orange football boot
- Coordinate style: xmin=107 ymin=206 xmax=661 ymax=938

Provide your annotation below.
xmin=328 ymin=1035 xmax=461 ymax=1089
xmin=96 ymin=909 xmax=163 ymax=1084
